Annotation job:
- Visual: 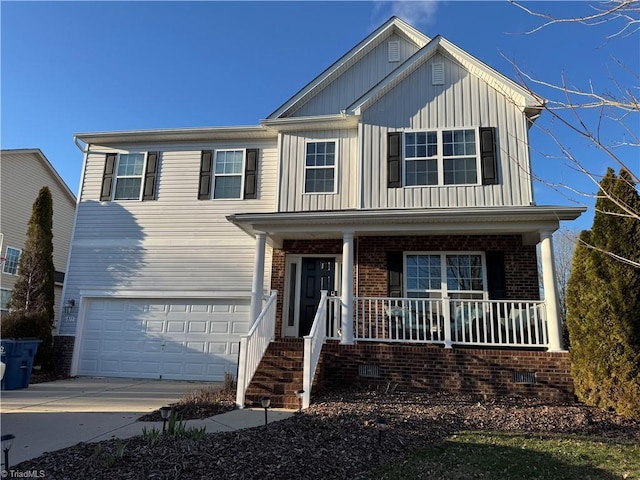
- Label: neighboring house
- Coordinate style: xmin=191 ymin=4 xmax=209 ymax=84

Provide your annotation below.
xmin=63 ymin=18 xmax=584 ymax=407
xmin=0 ymin=149 xmax=76 ymax=321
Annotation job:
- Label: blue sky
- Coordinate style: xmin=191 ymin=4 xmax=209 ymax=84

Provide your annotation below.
xmin=2 ymin=1 xmax=638 ymax=231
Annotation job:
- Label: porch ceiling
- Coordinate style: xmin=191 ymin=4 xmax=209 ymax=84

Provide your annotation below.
xmin=227 ymin=206 xmax=585 ymax=246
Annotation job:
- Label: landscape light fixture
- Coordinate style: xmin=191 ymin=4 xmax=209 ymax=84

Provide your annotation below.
xmin=294 ymin=389 xmax=304 ymax=414
xmin=375 ymin=416 xmax=388 ymax=446
xmin=260 ymin=396 xmax=271 ymax=427
xmin=159 ymin=406 xmax=172 ymax=433
xmin=2 ymin=433 xmax=15 ymax=470
xmin=64 ymin=299 xmax=75 ymax=315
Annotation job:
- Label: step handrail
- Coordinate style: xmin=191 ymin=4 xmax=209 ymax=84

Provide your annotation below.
xmin=236 ymin=290 xmax=277 ymax=408
xmin=302 ymin=290 xmax=329 ymax=409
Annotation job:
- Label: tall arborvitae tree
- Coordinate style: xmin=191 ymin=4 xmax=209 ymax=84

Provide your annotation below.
xmin=566 ymin=168 xmax=640 ymax=419
xmin=7 ymin=186 xmax=56 ymax=322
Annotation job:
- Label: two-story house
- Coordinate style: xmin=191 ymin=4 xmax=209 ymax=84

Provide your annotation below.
xmin=1 ymin=149 xmax=76 ymax=321
xmin=61 ymin=17 xmax=584 ymax=408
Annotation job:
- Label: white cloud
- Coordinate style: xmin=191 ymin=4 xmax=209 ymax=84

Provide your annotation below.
xmin=373 ymin=1 xmax=440 ymax=29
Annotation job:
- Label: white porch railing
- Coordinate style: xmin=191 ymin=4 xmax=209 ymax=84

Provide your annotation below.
xmin=338 ymin=297 xmax=548 ymax=348
xmin=235 ymin=290 xmax=277 ymax=408
xmin=302 ymin=290 xmax=329 ymax=409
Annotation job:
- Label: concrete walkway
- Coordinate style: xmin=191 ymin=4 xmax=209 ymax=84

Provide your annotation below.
xmin=0 ymin=377 xmax=294 ymax=466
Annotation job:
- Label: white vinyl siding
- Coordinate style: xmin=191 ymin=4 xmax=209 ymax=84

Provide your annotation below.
xmin=3 ymin=247 xmax=21 ymax=275
xmin=63 ymin=141 xmax=277 ymax=333
xmin=289 ymin=33 xmax=421 ymax=117
xmin=279 ymin=129 xmax=357 ymax=211
xmin=361 ymin=52 xmax=533 ymax=208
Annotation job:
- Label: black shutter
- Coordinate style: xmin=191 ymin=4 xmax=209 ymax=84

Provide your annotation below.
xmin=100 ymin=153 xmax=117 ymax=201
xmin=198 ymin=150 xmax=213 ymax=200
xmin=387 ymin=132 xmax=402 ymax=188
xmin=486 ymin=251 xmax=506 ymax=300
xmin=244 ymin=149 xmax=259 ymax=199
xmin=142 ymin=152 xmax=159 ymax=201
xmin=480 ymin=127 xmax=498 ymax=185
xmin=387 ymin=251 xmax=404 ymax=298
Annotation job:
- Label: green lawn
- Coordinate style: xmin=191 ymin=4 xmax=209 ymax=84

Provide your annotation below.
xmin=375 ymin=431 xmax=640 ymax=480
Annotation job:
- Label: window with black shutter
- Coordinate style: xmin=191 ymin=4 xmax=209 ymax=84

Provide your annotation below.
xmin=198 ymin=150 xmax=213 ymax=200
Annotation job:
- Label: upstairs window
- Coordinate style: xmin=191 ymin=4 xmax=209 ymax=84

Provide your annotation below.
xmin=388 ymin=127 xmax=497 ymax=188
xmin=114 ymin=153 xmax=145 ymax=200
xmin=213 ymin=150 xmax=244 ymax=199
xmin=305 ymin=141 xmax=336 ymax=193
xmin=3 ymin=247 xmax=21 ymax=275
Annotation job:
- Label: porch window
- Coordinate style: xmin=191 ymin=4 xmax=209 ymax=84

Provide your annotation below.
xmin=304 ymin=141 xmax=336 ymax=193
xmin=405 ymin=253 xmax=485 ymax=299
xmin=214 ymin=150 xmax=244 ymax=199
xmin=2 ymin=247 xmax=21 ymax=275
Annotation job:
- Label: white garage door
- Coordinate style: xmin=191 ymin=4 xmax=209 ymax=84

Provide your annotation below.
xmin=78 ymin=298 xmax=250 ymax=381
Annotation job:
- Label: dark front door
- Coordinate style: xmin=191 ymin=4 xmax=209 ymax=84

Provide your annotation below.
xmin=299 ymin=257 xmax=335 ymax=336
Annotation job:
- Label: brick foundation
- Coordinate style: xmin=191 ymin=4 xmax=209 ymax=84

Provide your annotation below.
xmin=53 ymin=335 xmax=75 ymax=376
xmin=318 ymin=342 xmax=574 ymax=403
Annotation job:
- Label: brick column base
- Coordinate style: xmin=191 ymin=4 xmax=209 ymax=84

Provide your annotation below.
xmin=53 ymin=336 xmax=75 ymax=377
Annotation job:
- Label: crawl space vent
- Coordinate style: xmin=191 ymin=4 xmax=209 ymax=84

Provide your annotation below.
xmin=432 ymin=62 xmax=444 ymax=85
xmin=388 ymin=41 xmax=400 ymax=62
xmin=513 ymin=372 xmax=537 ymax=384
xmin=359 ymin=364 xmax=380 ymax=378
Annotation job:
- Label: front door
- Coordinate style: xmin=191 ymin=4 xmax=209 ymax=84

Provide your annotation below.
xmin=298 ymin=258 xmax=336 ymax=336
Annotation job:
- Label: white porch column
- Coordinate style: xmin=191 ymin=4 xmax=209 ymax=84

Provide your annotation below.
xmin=249 ymin=232 xmax=267 ymax=327
xmin=540 ymin=230 xmax=563 ymax=351
xmin=341 ymin=231 xmax=354 ymax=344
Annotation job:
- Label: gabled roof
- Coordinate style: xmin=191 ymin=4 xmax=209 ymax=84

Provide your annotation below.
xmin=346 ymin=35 xmax=544 ymax=120
xmin=266 ymin=17 xmax=430 ymax=120
xmin=0 ymin=148 xmax=76 ymax=204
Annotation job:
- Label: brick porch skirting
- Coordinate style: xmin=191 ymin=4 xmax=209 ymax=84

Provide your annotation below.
xmin=318 ymin=342 xmax=574 ymax=403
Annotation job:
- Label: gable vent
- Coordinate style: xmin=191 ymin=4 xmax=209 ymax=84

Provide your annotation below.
xmin=432 ymin=62 xmax=444 ymax=85
xmin=388 ymin=41 xmax=400 ymax=62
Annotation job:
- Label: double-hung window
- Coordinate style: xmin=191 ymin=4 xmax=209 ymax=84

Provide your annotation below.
xmin=114 ymin=153 xmax=146 ymax=200
xmin=404 ymin=129 xmax=478 ymax=186
xmin=0 ymin=288 xmax=11 ymax=311
xmin=305 ymin=141 xmax=336 ymax=193
xmin=3 ymin=247 xmax=21 ymax=276
xmin=213 ymin=150 xmax=244 ymax=199
xmin=405 ymin=252 xmax=486 ymax=300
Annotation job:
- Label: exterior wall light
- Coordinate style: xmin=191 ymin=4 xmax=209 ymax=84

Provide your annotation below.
xmin=64 ymin=299 xmax=75 ymax=315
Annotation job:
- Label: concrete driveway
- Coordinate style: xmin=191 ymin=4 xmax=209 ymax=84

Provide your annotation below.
xmin=0 ymin=377 xmax=293 ymax=466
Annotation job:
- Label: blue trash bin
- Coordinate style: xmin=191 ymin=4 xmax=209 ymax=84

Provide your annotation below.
xmin=0 ymin=338 xmax=42 ymax=390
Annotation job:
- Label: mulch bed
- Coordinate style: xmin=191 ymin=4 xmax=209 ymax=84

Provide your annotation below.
xmin=14 ymin=390 xmax=640 ymax=480
xmin=137 ymin=400 xmax=236 ymax=421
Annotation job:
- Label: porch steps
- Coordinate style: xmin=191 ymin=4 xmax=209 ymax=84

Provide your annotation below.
xmin=243 ymin=338 xmax=306 ymax=409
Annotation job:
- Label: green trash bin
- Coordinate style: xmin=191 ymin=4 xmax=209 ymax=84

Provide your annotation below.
xmin=0 ymin=338 xmax=42 ymax=390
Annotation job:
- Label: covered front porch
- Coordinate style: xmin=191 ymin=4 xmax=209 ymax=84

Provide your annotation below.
xmin=229 ymin=206 xmax=584 ymax=408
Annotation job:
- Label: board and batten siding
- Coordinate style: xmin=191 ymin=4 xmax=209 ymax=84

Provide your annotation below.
xmin=278 ymin=129 xmax=358 ymax=212
xmin=0 ymin=151 xmax=76 ymax=319
xmin=59 ymin=141 xmax=277 ymax=334
xmin=361 ymin=52 xmax=534 ymax=209
xmin=290 ymin=33 xmax=421 ymax=118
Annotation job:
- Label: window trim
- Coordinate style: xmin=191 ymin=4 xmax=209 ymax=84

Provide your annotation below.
xmin=303 ymin=139 xmax=338 ymax=195
xmin=212 ymin=148 xmax=246 ymax=200
xmin=403 ymin=251 xmax=488 ymax=299
xmin=3 ymin=246 xmax=21 ymax=276
xmin=113 ymin=152 xmax=148 ymax=201
xmin=402 ymin=127 xmax=482 ymax=187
